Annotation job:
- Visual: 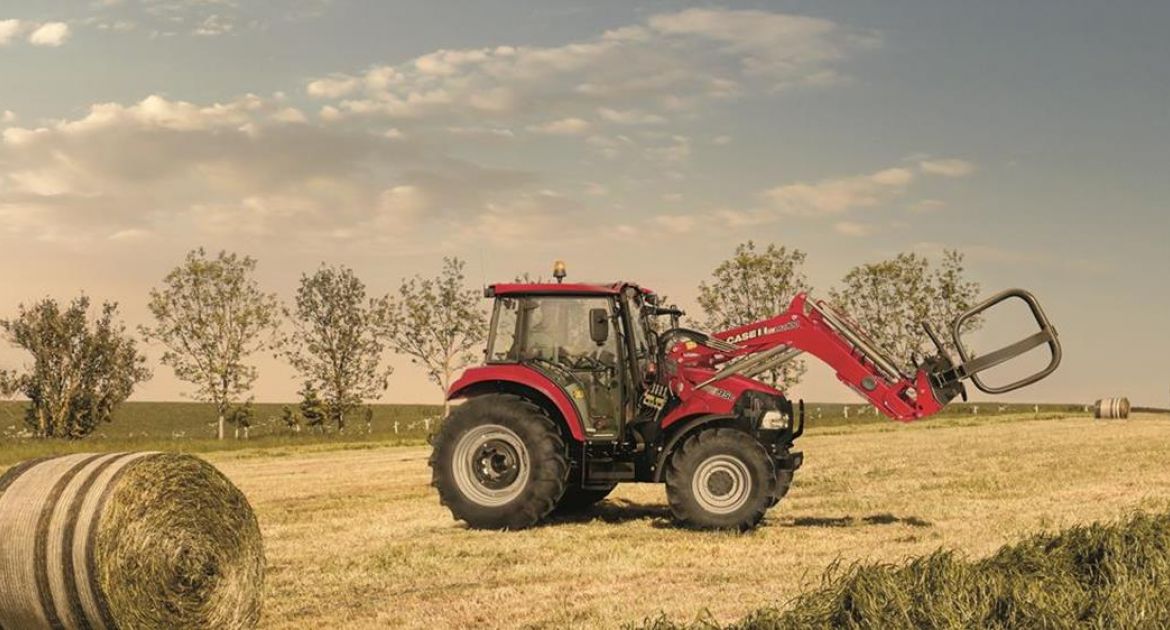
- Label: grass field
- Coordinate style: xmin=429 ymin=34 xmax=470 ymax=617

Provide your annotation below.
xmin=2 ymin=407 xmax=1164 ymax=628
xmin=0 ymin=401 xmax=440 ymax=466
xmin=0 ymin=400 xmax=1080 ymax=467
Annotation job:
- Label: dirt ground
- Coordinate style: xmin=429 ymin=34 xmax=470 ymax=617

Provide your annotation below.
xmin=204 ymin=413 xmax=1170 ymax=629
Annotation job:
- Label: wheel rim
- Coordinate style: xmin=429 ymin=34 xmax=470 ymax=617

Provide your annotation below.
xmin=452 ymin=424 xmax=530 ymax=507
xmin=691 ymin=454 xmax=752 ymax=514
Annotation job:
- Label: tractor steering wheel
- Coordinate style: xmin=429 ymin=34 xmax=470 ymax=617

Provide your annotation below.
xmin=658 ymin=328 xmax=710 ymax=355
xmin=572 ymin=351 xmax=609 ymax=372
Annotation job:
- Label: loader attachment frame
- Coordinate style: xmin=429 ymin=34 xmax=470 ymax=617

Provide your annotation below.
xmin=926 ymin=288 xmax=1061 ymax=395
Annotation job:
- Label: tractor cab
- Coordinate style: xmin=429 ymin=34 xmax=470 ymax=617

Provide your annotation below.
xmin=482 ymin=274 xmax=658 ymax=441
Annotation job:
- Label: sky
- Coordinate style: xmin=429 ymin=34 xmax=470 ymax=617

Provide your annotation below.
xmin=1 ymin=1 xmax=1168 ymax=408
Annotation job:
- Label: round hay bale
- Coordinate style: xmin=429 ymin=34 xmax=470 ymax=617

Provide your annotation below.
xmin=1093 ymin=397 xmax=1131 ymax=419
xmin=0 ymin=452 xmax=264 ymax=629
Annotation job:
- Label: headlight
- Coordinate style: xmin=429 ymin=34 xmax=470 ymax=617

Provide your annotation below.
xmin=760 ymin=410 xmax=789 ymax=430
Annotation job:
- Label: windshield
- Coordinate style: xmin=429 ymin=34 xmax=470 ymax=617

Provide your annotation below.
xmin=487 ymin=296 xmax=618 ymax=365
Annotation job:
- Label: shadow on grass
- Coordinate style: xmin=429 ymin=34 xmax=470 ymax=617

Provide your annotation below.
xmin=785 ymin=513 xmax=933 ymax=528
xmin=544 ymin=498 xmax=673 ymax=526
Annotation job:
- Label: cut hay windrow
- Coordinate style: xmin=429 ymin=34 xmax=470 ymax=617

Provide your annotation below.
xmin=0 ymin=452 xmax=264 ymax=630
xmin=638 ymin=509 xmax=1170 ymax=629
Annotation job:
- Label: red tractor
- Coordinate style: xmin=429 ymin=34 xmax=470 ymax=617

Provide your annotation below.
xmin=430 ymin=264 xmax=1061 ymax=530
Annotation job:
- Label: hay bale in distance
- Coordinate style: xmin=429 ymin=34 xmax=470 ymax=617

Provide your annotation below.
xmin=1094 ymin=397 xmax=1131 ymax=419
xmin=0 ymin=452 xmax=264 ymax=629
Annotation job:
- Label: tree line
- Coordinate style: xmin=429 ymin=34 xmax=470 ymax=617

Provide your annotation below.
xmin=0 ymin=243 xmax=978 ymax=440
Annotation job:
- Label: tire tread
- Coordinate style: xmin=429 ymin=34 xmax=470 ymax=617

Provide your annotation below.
xmin=429 ymin=394 xmax=569 ymax=529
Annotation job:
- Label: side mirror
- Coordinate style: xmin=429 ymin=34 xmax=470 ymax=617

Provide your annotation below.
xmin=589 ymin=308 xmax=609 ymax=346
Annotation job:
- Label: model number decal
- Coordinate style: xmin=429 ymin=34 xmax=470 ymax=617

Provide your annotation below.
xmin=725 ymin=320 xmax=798 ymax=345
xmin=711 ymin=387 xmax=733 ymax=400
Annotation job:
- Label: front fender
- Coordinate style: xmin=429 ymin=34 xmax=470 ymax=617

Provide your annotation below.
xmin=651 ymin=413 xmax=743 ymax=482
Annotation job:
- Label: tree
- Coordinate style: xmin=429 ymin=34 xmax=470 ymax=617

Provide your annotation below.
xmin=140 ymin=248 xmax=280 ymax=440
xmin=227 ymin=402 xmax=254 ymax=439
xmin=0 ymin=297 xmax=150 ymax=439
xmin=280 ymin=405 xmax=301 ymax=433
xmin=281 ymin=265 xmax=391 ymax=432
xmin=697 ymin=241 xmax=812 ymax=387
xmin=828 ymin=250 xmax=981 ymax=373
xmin=298 ymin=381 xmax=326 ymax=433
xmin=380 ymin=258 xmax=487 ymax=416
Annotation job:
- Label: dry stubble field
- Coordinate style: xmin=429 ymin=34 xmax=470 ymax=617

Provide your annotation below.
xmin=187 ymin=412 xmax=1170 ymax=629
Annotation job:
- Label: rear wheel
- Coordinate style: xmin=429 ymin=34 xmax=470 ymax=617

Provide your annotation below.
xmin=554 ymin=484 xmax=616 ymax=513
xmin=665 ymin=428 xmax=777 ymax=531
xmin=430 ymin=394 xmax=569 ymax=529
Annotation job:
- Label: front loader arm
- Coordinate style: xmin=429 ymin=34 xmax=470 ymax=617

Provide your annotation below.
xmin=667 ymin=291 xmax=1060 ymax=422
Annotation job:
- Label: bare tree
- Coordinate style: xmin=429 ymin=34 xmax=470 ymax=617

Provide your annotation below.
xmin=0 ymin=297 xmax=150 ymax=439
xmin=141 ymin=248 xmax=280 ymax=440
xmin=828 ymin=249 xmax=981 ymax=372
xmin=281 ymin=264 xmax=391 ymax=432
xmin=697 ymin=241 xmax=812 ymax=387
xmin=379 ymin=258 xmax=486 ymax=416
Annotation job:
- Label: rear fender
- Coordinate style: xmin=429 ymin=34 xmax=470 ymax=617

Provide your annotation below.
xmin=448 ymin=365 xmax=586 ymax=442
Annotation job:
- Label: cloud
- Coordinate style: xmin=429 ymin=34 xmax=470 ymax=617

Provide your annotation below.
xmin=28 ymin=22 xmax=71 ymax=47
xmin=306 ymin=75 xmax=362 ymax=99
xmin=909 ymin=241 xmax=1110 ymax=274
xmin=647 ymin=8 xmax=878 ymax=80
xmin=1 ymin=19 xmax=72 ymax=47
xmin=712 ymin=159 xmax=972 ymax=231
xmin=833 ymin=220 xmax=873 ymax=237
xmin=764 ymin=167 xmax=914 ymax=216
xmin=452 ymin=189 xmax=586 ymax=248
xmin=192 ymin=14 xmax=234 ymax=37
xmin=0 ymin=19 xmax=22 ymax=45
xmin=446 ymin=126 xmax=515 ymax=139
xmin=598 ymin=108 xmax=666 ymax=125
xmin=108 ymin=228 xmax=151 ymax=241
xmin=0 ymin=93 xmax=537 ymax=244
xmin=909 ymin=199 xmax=946 ymax=213
xmin=305 ymin=8 xmax=873 ymax=126
xmin=652 ymin=214 xmax=697 ymax=234
xmin=526 ymin=117 xmax=590 ymax=135
xmin=271 ymin=107 xmax=307 ymax=124
xmin=1 ymin=110 xmax=15 ymax=123
xmin=0 ymin=8 xmax=890 ymax=252
xmin=643 ymin=135 xmax=692 ymax=163
xmin=919 ymin=158 xmax=975 ymax=177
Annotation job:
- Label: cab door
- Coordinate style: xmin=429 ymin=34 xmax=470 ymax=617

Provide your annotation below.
xmin=494 ymin=295 xmax=624 ymax=440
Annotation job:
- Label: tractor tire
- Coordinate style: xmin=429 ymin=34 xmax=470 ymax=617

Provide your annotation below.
xmin=429 ymin=394 xmax=569 ymax=530
xmin=768 ymin=469 xmax=794 ymax=507
xmin=665 ymin=428 xmax=777 ymax=531
xmin=554 ymin=484 xmax=616 ymax=513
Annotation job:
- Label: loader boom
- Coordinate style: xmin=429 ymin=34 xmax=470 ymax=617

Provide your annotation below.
xmin=667 ymin=290 xmax=1060 ymax=422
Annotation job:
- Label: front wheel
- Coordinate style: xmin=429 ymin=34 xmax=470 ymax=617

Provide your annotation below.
xmin=665 ymin=428 xmax=777 ymax=531
xmin=429 ymin=394 xmax=569 ymax=529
